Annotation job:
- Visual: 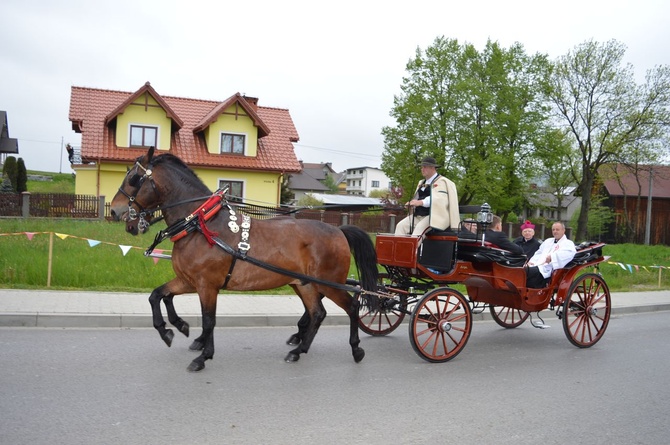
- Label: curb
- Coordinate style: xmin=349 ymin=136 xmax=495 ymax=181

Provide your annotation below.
xmin=1 ymin=304 xmax=667 ymax=329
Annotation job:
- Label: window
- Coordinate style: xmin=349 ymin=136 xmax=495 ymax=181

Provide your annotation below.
xmin=130 ymin=125 xmax=157 ymax=147
xmin=219 ymin=180 xmax=244 ymax=202
xmin=371 ymin=180 xmax=380 ymax=188
xmin=220 ymin=133 xmax=245 ymax=154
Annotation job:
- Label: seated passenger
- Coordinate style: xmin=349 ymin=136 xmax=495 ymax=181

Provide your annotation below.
xmin=514 ymin=220 xmax=541 ymax=256
xmin=525 ymin=221 xmax=577 ymax=288
xmin=394 ymin=156 xmax=460 ymax=236
xmin=459 ymin=220 xmax=477 ymax=239
xmin=483 ymin=215 xmax=524 ymax=255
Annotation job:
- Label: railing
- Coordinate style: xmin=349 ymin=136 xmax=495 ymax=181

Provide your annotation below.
xmin=0 ymin=192 xmax=105 ymax=219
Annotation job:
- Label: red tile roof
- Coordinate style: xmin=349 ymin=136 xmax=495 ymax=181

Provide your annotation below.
xmin=601 ymin=164 xmax=670 ymax=199
xmin=69 ymin=83 xmax=302 ymax=173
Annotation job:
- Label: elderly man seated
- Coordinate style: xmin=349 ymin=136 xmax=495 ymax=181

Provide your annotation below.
xmin=525 ymin=222 xmax=576 ymax=288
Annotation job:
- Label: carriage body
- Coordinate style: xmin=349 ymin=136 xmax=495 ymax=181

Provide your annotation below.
xmin=364 ymin=231 xmax=611 ymax=363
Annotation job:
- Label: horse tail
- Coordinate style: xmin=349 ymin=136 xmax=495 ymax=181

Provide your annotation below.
xmin=339 ymin=225 xmax=379 ymax=310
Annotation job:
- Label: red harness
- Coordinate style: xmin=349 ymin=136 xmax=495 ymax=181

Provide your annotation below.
xmin=170 ymin=190 xmax=225 ymax=243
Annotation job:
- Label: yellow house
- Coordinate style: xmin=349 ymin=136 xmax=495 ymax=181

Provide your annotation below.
xmin=68 ymin=82 xmax=301 ymax=206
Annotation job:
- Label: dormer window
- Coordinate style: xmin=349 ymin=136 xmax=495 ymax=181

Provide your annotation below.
xmin=221 ymin=132 xmax=245 ymax=154
xmin=130 ymin=125 xmax=157 ymax=147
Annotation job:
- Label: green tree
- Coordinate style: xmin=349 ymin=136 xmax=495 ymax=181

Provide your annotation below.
xmin=381 ymin=37 xmax=551 ymax=220
xmin=532 ymin=128 xmax=581 ymax=221
xmin=16 ymin=158 xmax=28 ymax=193
xmin=2 ymin=156 xmax=18 ymax=192
xmin=0 ymin=174 xmax=14 ymax=193
xmin=322 ymin=174 xmax=339 ymax=193
xmin=280 ymin=174 xmax=293 ymax=204
xmin=296 ymin=194 xmax=324 ymax=207
xmin=544 ymin=39 xmax=670 ymax=241
xmin=570 ymin=194 xmax=614 ymax=242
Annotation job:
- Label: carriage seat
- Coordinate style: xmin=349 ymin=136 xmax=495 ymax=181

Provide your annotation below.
xmin=425 ymin=227 xmax=458 ymax=237
xmin=456 ymin=242 xmax=527 ymax=267
xmin=563 ymin=241 xmax=603 ymax=268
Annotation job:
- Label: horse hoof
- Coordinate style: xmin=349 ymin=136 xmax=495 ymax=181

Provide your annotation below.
xmin=162 ymin=329 xmax=174 ymax=347
xmin=284 ymin=352 xmax=300 ymax=363
xmin=286 ymin=334 xmax=301 ymax=346
xmin=189 ymin=340 xmax=204 ymax=351
xmin=179 ymin=323 xmax=190 ymax=337
xmin=353 ymin=348 xmax=365 ymax=363
xmin=187 ymin=360 xmax=205 ymax=372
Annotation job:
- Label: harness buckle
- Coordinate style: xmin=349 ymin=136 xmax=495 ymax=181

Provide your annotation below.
xmin=237 ymin=242 xmax=250 ymax=252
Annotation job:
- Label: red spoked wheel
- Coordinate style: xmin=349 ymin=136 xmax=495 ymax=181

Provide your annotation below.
xmin=409 ymin=287 xmax=472 ymax=363
xmin=562 ymin=273 xmax=611 ymax=348
xmin=489 ymin=305 xmax=529 ymax=328
xmin=358 ymin=290 xmax=407 ymax=336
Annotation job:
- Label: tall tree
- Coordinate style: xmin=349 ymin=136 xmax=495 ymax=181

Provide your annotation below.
xmin=544 ymin=39 xmax=670 ymax=241
xmin=532 ymin=128 xmax=581 ymax=221
xmin=1 ymin=156 xmax=18 ymax=192
xmin=381 ymin=37 xmax=551 ymax=220
xmin=16 ymin=158 xmax=28 ymax=193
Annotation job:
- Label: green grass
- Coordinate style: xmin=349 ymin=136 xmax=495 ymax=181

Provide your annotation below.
xmin=0 ymin=218 xmax=361 ymax=294
xmin=26 ymin=170 xmax=75 ymax=193
xmin=1 ymin=218 xmax=669 ymax=293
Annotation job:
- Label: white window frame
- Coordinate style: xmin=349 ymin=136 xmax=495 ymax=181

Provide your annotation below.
xmin=129 ymin=124 xmax=159 ymax=148
xmin=220 ymin=131 xmax=246 ymax=155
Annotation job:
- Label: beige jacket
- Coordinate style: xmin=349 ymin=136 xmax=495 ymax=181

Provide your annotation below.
xmin=413 ymin=175 xmax=460 ymax=231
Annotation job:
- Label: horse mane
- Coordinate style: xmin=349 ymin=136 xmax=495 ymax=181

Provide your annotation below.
xmin=152 ymin=153 xmax=211 ymax=194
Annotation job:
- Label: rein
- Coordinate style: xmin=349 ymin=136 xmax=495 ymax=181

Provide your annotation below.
xmin=142 ymin=191 xmax=369 ymax=296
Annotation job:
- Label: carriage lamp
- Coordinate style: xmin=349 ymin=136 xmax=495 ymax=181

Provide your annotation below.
xmin=476 ymin=203 xmax=493 ymax=224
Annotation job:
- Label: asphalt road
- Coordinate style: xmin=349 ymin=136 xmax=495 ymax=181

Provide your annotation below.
xmin=1 ymin=311 xmax=668 ymax=445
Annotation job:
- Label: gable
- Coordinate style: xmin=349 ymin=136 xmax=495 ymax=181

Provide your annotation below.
xmin=199 ymin=102 xmax=260 ymax=157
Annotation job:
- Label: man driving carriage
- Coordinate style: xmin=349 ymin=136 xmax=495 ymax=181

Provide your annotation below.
xmin=394 ymin=156 xmax=460 ymax=236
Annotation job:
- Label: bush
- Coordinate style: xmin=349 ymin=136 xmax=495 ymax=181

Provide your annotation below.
xmin=16 ymin=158 xmax=27 ymax=193
xmin=2 ymin=156 xmax=17 ymax=192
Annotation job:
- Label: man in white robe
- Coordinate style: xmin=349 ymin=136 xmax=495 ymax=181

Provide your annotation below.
xmin=526 ymin=221 xmax=576 ymax=288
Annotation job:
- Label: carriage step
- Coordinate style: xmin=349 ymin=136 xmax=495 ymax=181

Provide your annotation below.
xmin=530 ymin=312 xmax=550 ymax=329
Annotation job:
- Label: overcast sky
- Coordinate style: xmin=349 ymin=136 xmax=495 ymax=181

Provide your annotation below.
xmin=2 ymin=0 xmax=669 ymax=174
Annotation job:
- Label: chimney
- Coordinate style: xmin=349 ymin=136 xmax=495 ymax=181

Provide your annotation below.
xmin=242 ymin=95 xmax=259 ymax=112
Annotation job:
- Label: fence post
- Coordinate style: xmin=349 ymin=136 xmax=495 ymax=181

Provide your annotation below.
xmin=341 ymin=213 xmax=348 ymax=225
xmin=98 ymin=196 xmax=106 ymax=219
xmin=389 ymin=214 xmax=396 ymax=233
xmin=21 ymin=192 xmax=30 ymax=218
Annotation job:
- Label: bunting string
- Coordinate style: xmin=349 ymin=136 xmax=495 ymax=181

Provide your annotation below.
xmin=0 ymin=231 xmax=171 ymax=263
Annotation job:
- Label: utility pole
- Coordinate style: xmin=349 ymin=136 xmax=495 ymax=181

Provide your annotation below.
xmin=644 ymin=166 xmax=653 ymax=245
xmin=59 ymin=136 xmax=63 ymax=174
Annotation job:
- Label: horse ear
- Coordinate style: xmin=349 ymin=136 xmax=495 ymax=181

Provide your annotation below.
xmin=147 ymin=146 xmax=155 ymax=162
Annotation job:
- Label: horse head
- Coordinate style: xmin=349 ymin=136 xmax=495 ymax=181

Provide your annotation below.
xmin=110 ymin=146 xmax=160 ymax=235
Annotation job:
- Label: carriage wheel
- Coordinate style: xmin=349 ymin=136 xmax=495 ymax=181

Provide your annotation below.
xmin=561 ymin=273 xmax=611 ymax=348
xmin=358 ymin=291 xmax=407 ymax=336
xmin=489 ymin=306 xmax=529 ymax=328
xmin=409 ymin=287 xmax=472 ymax=363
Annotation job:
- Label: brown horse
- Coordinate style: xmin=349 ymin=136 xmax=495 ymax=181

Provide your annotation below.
xmin=110 ymin=147 xmax=379 ymax=371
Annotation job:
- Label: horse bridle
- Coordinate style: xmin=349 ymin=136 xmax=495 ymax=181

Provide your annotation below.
xmin=117 ymin=160 xmax=160 ymax=232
